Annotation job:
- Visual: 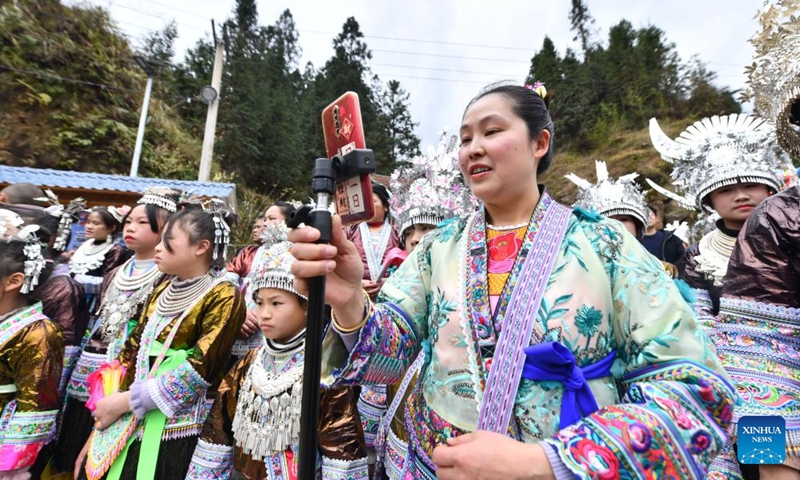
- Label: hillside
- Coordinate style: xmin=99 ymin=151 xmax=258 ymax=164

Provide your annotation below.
xmin=541 ymin=118 xmax=696 ymax=223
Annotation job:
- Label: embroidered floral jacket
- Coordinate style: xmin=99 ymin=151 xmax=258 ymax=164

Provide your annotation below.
xmin=0 ymin=303 xmax=64 ymax=471
xmin=322 ymin=193 xmax=735 ymax=479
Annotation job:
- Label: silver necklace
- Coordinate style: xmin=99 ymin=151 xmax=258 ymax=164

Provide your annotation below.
xmin=97 ymin=258 xmax=161 ymax=342
xmin=69 ymin=239 xmax=114 ymax=275
xmin=232 ymin=348 xmax=304 ymax=459
xmin=154 ymin=273 xmax=215 ymax=318
xmin=695 ymin=229 xmax=737 ymax=287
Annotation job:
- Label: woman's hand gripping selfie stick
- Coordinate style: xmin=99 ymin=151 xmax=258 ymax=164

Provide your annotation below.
xmin=286 ymin=149 xmax=374 ymax=480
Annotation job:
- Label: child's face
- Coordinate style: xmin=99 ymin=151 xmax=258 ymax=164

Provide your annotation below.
xmin=154 ymin=224 xmax=205 ymax=278
xmin=123 ymin=205 xmax=160 ymax=254
xmin=255 ymin=288 xmax=306 ymax=343
xmin=707 ymin=183 xmax=771 ymax=226
xmin=403 ymin=223 xmax=436 ymax=253
xmin=85 ymin=211 xmax=112 ymax=241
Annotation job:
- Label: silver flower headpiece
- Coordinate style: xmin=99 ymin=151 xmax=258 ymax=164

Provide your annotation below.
xmin=12 ymin=225 xmax=46 ymax=295
xmin=138 ymin=187 xmax=180 ymax=213
xmin=566 ymin=160 xmax=649 ymax=229
xmin=106 ymin=206 xmax=125 ymax=224
xmin=202 ymin=198 xmax=233 ymax=261
xmin=743 ymin=0 xmax=800 ymax=158
xmin=250 ymin=242 xmax=304 ymax=299
xmin=649 ymin=114 xmax=789 ymax=210
xmin=390 ymin=129 xmax=478 ymax=235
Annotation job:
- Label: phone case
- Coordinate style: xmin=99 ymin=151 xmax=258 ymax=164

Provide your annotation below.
xmin=321 ymin=92 xmax=375 ymax=226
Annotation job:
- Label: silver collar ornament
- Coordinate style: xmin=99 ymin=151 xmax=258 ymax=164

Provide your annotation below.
xmin=566 ymin=160 xmax=649 ymax=229
xmin=649 ymin=114 xmax=789 ymax=211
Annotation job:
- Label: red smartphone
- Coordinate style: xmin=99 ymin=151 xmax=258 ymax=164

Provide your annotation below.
xmin=321 ymin=92 xmax=375 ymax=226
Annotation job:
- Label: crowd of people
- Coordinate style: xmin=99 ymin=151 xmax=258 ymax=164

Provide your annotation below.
xmin=2 ymin=8 xmax=800 ymax=479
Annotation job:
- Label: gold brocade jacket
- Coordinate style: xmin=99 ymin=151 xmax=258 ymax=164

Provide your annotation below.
xmin=0 ymin=302 xmax=64 ymax=470
xmin=116 ymin=280 xmax=246 ymax=439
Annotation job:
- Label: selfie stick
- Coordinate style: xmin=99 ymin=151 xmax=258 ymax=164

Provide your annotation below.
xmin=287 ymin=150 xmax=374 ymax=480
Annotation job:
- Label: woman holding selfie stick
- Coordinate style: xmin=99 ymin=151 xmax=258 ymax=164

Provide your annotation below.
xmin=290 ymin=82 xmax=734 ymax=479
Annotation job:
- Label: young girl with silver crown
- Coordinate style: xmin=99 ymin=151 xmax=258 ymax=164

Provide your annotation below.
xmin=648 ymin=114 xmax=788 ymax=318
xmin=224 ymin=201 xmax=294 ymax=359
xmin=290 ymin=82 xmax=734 ymax=479
xmin=186 ymin=237 xmax=368 ymax=480
xmin=0 ymin=225 xmax=63 ymax=479
xmin=53 ymin=187 xmax=181 ymax=475
xmin=75 ymin=201 xmax=246 ymax=480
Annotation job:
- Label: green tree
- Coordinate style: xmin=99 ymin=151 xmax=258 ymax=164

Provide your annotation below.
xmin=569 ymin=0 xmax=596 ymax=59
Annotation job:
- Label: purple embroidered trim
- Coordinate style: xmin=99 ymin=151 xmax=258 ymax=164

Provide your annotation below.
xmin=477 ymin=201 xmax=572 ymax=434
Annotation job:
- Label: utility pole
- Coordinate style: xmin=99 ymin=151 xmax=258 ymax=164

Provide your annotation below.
xmin=130 ymin=56 xmax=157 ymax=177
xmin=198 ymin=20 xmax=224 ymax=182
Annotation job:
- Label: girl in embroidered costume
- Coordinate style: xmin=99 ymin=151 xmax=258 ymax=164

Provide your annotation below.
xmin=648 ymin=114 xmax=787 ymax=319
xmin=67 ymin=207 xmax=131 ymax=313
xmin=53 ymin=188 xmax=181 ymax=475
xmin=290 ymin=82 xmax=735 ymax=479
xmin=0 ymin=225 xmax=63 ymax=479
xmin=185 ymin=239 xmax=369 ymax=480
xmin=704 ymin=4 xmax=800 ymax=479
xmin=74 ymin=203 xmax=246 ymax=480
xmin=225 ymin=201 xmax=295 ymax=359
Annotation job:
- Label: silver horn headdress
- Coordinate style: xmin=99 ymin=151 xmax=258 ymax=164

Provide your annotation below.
xmin=649 ymin=114 xmax=788 ymax=210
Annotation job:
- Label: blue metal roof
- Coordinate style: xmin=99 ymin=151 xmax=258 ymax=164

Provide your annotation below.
xmin=0 ymin=166 xmax=236 ymax=198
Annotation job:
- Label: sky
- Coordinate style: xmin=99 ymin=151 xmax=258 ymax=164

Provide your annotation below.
xmin=65 ymin=0 xmax=765 ymax=149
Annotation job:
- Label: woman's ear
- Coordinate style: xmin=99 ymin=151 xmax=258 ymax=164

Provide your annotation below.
xmin=532 ymin=129 xmax=551 ymax=159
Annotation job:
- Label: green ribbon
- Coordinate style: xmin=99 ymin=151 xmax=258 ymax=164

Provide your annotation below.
xmin=107 ymin=342 xmax=195 ymax=480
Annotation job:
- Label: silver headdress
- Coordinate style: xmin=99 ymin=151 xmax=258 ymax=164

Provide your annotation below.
xmin=390 ymin=129 xmax=478 ymax=235
xmin=566 ymin=160 xmax=649 ymax=229
xmin=201 ymin=198 xmax=233 ymax=261
xmin=744 ymin=0 xmax=800 ymax=158
xmin=106 ymin=206 xmax=125 ymax=224
xmin=14 ymin=225 xmax=46 ymax=295
xmin=249 ymin=241 xmax=303 ymax=299
xmin=649 ymin=114 xmax=789 ymax=209
xmin=33 ymin=189 xmax=86 ymax=252
xmin=138 ymin=187 xmax=180 ymax=213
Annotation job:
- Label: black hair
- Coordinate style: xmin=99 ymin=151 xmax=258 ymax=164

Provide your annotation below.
xmin=270 ymin=201 xmax=295 ymax=220
xmin=123 ymin=203 xmax=173 ymax=234
xmin=464 ymin=83 xmax=555 ymax=175
xmin=0 ymin=235 xmax=54 ymax=300
xmin=255 ymin=215 xmax=266 ymax=222
xmin=89 ymin=207 xmax=122 ymax=235
xmin=647 ymin=204 xmax=661 ymax=217
xmin=162 ymin=205 xmax=235 ymax=266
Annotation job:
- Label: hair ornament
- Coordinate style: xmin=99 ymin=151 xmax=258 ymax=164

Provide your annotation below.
xmin=202 ymin=198 xmax=233 ymax=260
xmin=14 ymin=225 xmax=46 ymax=294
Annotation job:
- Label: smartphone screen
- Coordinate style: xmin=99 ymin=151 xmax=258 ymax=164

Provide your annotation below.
xmin=321 ymin=92 xmax=375 ymax=226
